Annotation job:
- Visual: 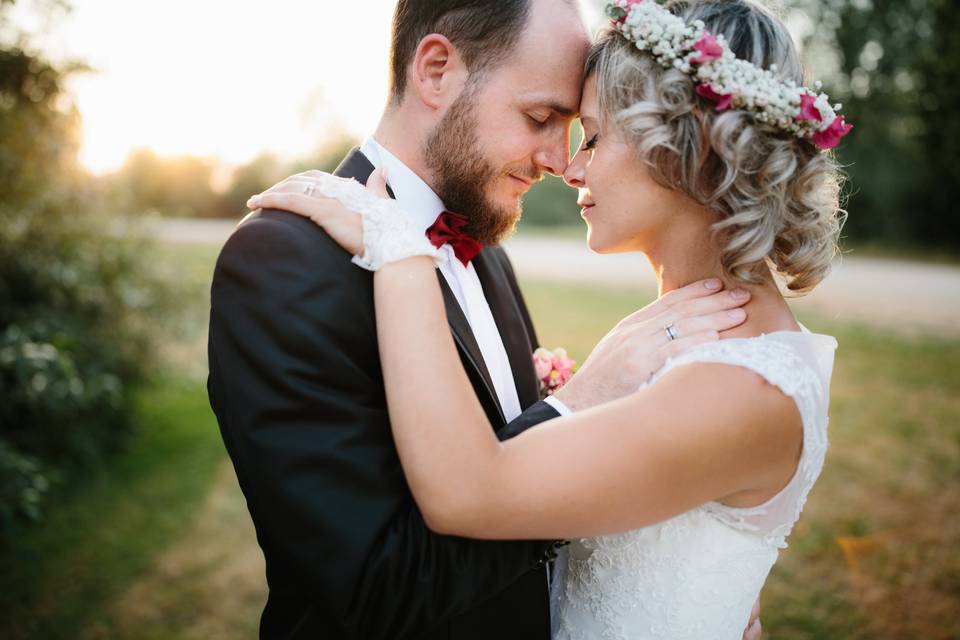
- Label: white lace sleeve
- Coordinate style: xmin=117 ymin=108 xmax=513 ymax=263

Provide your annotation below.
xmin=650 ymin=333 xmax=836 ymax=549
xmin=307 ymin=173 xmax=440 ymax=271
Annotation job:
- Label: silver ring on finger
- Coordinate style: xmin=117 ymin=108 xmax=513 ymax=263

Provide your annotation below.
xmin=303 ymin=184 xmax=316 ymax=197
xmin=664 ymin=323 xmax=679 ymax=341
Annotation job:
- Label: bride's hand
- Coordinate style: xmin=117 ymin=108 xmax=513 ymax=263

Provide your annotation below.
xmin=551 ymin=281 xmax=751 ymax=412
xmin=245 ymin=169 xmax=391 ymax=257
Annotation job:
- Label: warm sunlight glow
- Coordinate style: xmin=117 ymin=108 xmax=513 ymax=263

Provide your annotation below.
xmin=22 ymin=0 xmax=604 ymax=175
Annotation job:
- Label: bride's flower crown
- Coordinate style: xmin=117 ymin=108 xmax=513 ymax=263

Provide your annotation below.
xmin=605 ymin=0 xmax=853 ymax=150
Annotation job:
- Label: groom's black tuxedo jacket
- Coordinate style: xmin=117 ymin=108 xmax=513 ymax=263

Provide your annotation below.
xmin=208 ymin=148 xmax=562 ymax=640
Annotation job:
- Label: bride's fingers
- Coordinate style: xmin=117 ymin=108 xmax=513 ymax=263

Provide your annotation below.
xmin=647 ymin=288 xmax=751 ymax=335
xmin=247 ymin=179 xmax=326 ymax=208
xmin=618 ymin=278 xmax=725 ymax=325
xmin=246 ymin=191 xmax=340 ymax=222
xmin=670 ymin=307 xmax=747 ymax=339
xmin=255 ymin=171 xmax=354 ymax=200
xmin=365 ymin=167 xmax=390 ymax=199
xmin=250 ymin=177 xmax=308 ymax=201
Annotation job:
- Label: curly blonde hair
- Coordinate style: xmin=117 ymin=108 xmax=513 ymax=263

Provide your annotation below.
xmin=587 ymin=0 xmax=846 ymax=293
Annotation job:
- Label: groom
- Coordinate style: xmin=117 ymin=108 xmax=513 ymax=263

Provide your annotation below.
xmin=209 ymin=1 xmax=759 ymax=639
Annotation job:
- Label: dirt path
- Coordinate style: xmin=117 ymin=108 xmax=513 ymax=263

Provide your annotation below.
xmin=155 ymin=218 xmax=960 ymax=337
xmin=503 ymin=236 xmax=960 ymax=337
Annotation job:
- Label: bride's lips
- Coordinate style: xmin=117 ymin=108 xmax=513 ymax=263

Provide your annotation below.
xmin=578 ymin=199 xmax=596 ymax=216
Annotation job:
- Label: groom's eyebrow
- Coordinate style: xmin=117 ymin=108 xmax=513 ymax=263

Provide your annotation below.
xmin=521 ymin=94 xmax=578 ymax=117
xmin=546 ymin=102 xmax=577 ymax=117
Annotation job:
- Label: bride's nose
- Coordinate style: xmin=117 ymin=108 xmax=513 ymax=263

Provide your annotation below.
xmin=563 ymin=151 xmax=586 ymax=189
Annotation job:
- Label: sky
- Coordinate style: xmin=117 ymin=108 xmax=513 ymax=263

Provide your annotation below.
xmin=11 ymin=0 xmax=607 ymax=175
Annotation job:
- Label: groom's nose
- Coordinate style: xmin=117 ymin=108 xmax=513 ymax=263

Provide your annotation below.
xmin=533 ymin=132 xmax=570 ymax=177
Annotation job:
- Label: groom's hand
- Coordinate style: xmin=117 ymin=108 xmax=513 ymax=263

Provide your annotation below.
xmin=551 ymin=278 xmax=750 ymax=412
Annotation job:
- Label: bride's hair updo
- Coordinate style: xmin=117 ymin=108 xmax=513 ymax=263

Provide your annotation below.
xmin=588 ymin=0 xmax=846 ymax=293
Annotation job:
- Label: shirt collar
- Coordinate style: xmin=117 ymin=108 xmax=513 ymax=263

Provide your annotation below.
xmin=360 ymin=136 xmax=445 ymax=235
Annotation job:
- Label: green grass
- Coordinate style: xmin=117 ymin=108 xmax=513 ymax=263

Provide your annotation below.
xmin=0 ymin=379 xmax=225 ymax=640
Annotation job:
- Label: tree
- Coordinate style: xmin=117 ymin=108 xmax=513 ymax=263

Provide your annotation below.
xmin=0 ymin=0 xmax=171 ymax=529
xmin=788 ymin=0 xmax=960 ymax=250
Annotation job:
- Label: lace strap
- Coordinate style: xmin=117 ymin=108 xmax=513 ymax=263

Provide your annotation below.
xmin=653 ymin=335 xmax=826 ymax=425
xmin=652 ymin=335 xmax=832 ymax=548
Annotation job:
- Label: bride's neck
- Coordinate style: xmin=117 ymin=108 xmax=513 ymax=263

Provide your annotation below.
xmin=644 ymin=213 xmax=798 ymax=337
xmin=644 ymin=212 xmax=724 ymax=297
xmin=642 ymin=218 xmax=800 ymax=338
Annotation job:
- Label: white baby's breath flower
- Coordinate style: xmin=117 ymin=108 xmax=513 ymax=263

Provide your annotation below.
xmin=606 ymin=0 xmax=851 ymax=148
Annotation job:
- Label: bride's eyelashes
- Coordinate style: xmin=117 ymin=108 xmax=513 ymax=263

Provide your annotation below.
xmin=581 ymin=133 xmax=599 ymax=152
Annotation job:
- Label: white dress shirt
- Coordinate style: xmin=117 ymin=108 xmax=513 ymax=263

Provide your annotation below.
xmin=361 ymin=137 xmax=530 ymax=421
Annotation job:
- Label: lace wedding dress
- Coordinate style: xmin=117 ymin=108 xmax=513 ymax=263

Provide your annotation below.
xmin=552 ymin=331 xmax=837 ymax=640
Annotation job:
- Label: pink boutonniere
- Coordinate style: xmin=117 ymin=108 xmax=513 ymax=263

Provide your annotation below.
xmin=533 ymin=347 xmax=577 ymax=397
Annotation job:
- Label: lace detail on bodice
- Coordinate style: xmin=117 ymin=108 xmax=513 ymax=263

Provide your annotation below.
xmin=554 ymin=331 xmax=837 ymax=640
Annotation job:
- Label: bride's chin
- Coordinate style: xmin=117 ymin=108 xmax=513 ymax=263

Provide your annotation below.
xmin=585 ymin=228 xmax=611 ymax=254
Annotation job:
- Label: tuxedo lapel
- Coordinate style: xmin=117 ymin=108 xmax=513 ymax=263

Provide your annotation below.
xmin=473 ymin=249 xmax=541 ymax=410
xmin=436 ymin=274 xmax=506 ymax=424
xmin=333 ymin=148 xmax=506 ymax=425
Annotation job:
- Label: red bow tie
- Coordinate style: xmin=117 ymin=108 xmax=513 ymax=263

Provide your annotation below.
xmin=425 ymin=211 xmax=483 ymax=266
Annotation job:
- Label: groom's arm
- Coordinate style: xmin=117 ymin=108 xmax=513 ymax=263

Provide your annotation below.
xmin=209 ymin=212 xmax=555 ymax=640
xmin=499 ymin=401 xmax=561 ymax=440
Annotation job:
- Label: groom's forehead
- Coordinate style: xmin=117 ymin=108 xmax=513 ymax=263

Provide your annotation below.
xmin=497 ymin=49 xmax=586 ymax=116
xmin=505 ymin=0 xmax=589 ymax=99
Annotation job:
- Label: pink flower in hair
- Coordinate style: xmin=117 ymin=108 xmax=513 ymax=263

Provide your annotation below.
xmin=797 ymin=94 xmax=823 ymax=123
xmin=812 ymin=116 xmax=854 ymax=150
xmin=696 ymin=83 xmax=733 ymax=112
xmin=691 ymin=32 xmax=724 ymax=65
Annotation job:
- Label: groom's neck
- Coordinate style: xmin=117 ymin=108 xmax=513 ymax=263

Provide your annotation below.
xmin=372 ymin=109 xmax=436 ymax=190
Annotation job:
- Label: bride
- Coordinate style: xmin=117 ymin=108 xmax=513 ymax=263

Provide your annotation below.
xmin=246 ymin=0 xmax=848 ymax=637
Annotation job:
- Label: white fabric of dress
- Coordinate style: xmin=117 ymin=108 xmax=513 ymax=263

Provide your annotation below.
xmin=552 ymin=330 xmax=837 ymax=640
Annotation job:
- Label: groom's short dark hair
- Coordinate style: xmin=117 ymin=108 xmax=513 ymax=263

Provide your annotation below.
xmin=389 ymin=0 xmax=533 ymax=105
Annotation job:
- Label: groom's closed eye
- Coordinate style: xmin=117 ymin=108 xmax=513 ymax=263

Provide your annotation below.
xmin=527 ymin=113 xmax=550 ymax=128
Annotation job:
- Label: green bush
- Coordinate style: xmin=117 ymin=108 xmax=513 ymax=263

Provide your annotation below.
xmin=0 ymin=33 xmax=172 ymax=531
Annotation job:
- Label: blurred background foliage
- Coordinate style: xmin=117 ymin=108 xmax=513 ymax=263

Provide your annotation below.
xmin=0 ymin=0 xmax=174 ymax=531
xmin=786 ymin=0 xmax=960 ymax=252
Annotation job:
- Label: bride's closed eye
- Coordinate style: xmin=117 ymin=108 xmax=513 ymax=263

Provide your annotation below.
xmin=582 ymin=133 xmax=599 ymax=152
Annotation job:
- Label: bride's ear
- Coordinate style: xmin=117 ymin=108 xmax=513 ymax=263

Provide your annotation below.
xmin=411 ymin=34 xmax=469 ymax=111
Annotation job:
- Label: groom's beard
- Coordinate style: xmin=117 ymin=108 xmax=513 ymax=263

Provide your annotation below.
xmin=424 ymin=87 xmax=526 ymax=246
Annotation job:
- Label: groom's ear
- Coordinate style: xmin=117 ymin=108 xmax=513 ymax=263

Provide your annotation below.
xmin=410 ymin=34 xmax=469 ymax=112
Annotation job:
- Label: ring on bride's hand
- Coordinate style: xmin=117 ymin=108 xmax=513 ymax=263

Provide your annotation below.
xmin=664 ymin=323 xmax=679 ymax=341
xmin=303 ymin=184 xmax=315 ymax=197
